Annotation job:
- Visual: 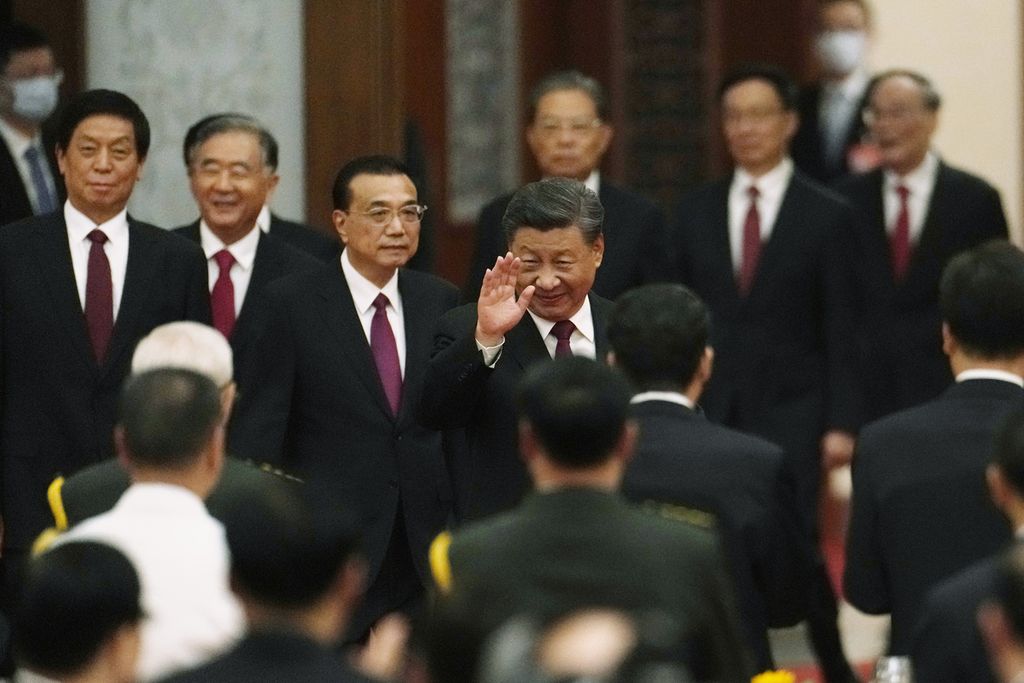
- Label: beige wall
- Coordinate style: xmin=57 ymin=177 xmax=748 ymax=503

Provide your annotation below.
xmin=870 ymin=1 xmax=1023 ymax=242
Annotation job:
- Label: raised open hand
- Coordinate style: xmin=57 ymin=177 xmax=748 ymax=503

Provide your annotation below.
xmin=475 ymin=252 xmax=535 ymax=346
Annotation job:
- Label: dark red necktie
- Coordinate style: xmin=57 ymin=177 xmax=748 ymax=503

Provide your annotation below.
xmin=551 ymin=320 xmax=575 ymax=358
xmin=738 ymin=185 xmax=761 ymax=296
xmin=891 ymin=185 xmax=911 ymax=281
xmin=211 ymin=249 xmax=236 ymax=339
xmin=371 ymin=293 xmax=402 ymax=415
xmin=85 ymin=229 xmax=113 ymax=363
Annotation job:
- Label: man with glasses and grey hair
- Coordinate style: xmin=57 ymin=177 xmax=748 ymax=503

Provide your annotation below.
xmin=834 ymin=69 xmax=1008 ymax=423
xmin=230 ymin=155 xmax=460 ymax=643
xmin=464 ymin=69 xmax=668 ymax=301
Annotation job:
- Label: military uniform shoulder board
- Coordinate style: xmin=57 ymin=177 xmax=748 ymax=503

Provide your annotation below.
xmin=640 ymin=499 xmax=717 ymax=530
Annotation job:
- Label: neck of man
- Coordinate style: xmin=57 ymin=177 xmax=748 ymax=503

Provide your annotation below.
xmin=2 ymin=111 xmax=40 ymax=139
xmin=950 ymin=354 xmax=1024 ymax=380
xmin=129 ymin=466 xmax=215 ymax=500
xmin=243 ymin=600 xmax=346 ymax=646
xmin=531 ymin=457 xmax=622 ymax=493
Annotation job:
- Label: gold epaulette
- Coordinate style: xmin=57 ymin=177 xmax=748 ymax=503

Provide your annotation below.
xmin=640 ymin=500 xmax=717 ymax=530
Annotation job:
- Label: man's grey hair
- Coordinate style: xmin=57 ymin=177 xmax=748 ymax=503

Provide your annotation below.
xmin=183 ymin=113 xmax=279 ymax=171
xmin=528 ymin=70 xmax=608 ymax=121
xmin=501 ymin=177 xmax=604 ymax=246
xmin=867 ymin=69 xmax=942 ymax=111
xmin=131 ymin=322 xmax=233 ymax=388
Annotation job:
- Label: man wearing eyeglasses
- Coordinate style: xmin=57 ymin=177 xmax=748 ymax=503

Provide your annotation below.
xmin=834 ymin=70 xmax=1008 ymax=423
xmin=230 ymin=154 xmax=460 ymax=642
xmin=0 ymin=22 xmax=65 ymax=226
xmin=173 ymin=114 xmax=319 ymax=388
xmin=463 ymin=70 xmax=668 ymax=300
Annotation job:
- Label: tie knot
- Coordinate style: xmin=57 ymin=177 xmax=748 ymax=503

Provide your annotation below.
xmin=213 ymin=249 xmax=235 ymax=270
xmin=747 ymin=185 xmax=760 ymax=200
xmin=87 ymin=229 xmax=108 ymax=245
xmin=551 ymin=320 xmax=575 ymax=342
xmin=373 ymin=292 xmax=390 ymax=312
xmin=896 ymin=185 xmax=910 ymax=200
xmin=23 ymin=146 xmax=39 ymax=162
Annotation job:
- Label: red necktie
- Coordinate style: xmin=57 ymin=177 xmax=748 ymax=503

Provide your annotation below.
xmin=551 ymin=320 xmax=575 ymax=358
xmin=371 ymin=293 xmax=402 ymax=415
xmin=211 ymin=249 xmax=236 ymax=339
xmin=738 ymin=185 xmax=761 ymax=296
xmin=85 ymin=229 xmax=113 ymax=363
xmin=891 ymin=185 xmax=911 ymax=281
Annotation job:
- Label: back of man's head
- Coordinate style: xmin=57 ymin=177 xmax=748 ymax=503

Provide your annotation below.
xmin=501 ymin=177 xmax=604 ymax=246
xmin=15 ymin=541 xmax=142 ymax=679
xmin=608 ymin=284 xmax=710 ymax=392
xmin=131 ymin=321 xmax=233 ymax=388
xmin=516 ymin=357 xmax=632 ymax=469
xmin=221 ymin=483 xmax=360 ymax=613
xmin=117 ymin=368 xmax=222 ymax=470
xmin=940 ymin=240 xmax=1024 ymax=360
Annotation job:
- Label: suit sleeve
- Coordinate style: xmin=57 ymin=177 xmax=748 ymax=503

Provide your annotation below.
xmin=823 ymin=201 xmax=863 ymax=432
xmin=980 ymin=183 xmax=1010 ymax=241
xmin=419 ymin=308 xmax=494 ymax=430
xmin=759 ymin=457 xmax=815 ymax=627
xmin=844 ymin=438 xmax=890 ymax=613
xmin=910 ymin=588 xmax=970 ymax=683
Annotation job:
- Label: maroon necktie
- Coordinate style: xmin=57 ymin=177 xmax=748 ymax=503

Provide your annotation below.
xmin=84 ymin=229 xmax=113 ymax=363
xmin=371 ymin=293 xmax=402 ymax=415
xmin=890 ymin=185 xmax=911 ymax=281
xmin=210 ymin=249 xmax=236 ymax=339
xmin=551 ymin=320 xmax=575 ymax=358
xmin=738 ymin=185 xmax=761 ymax=296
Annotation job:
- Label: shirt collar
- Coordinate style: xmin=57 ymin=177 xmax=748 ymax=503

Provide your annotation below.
xmin=0 ymin=117 xmax=39 ymax=158
xmin=884 ymin=151 xmax=939 ymax=193
xmin=198 ymin=219 xmax=260 ymax=272
xmin=956 ymin=369 xmax=1024 ymax=387
xmin=584 ymin=170 xmax=600 ymax=195
xmin=341 ymin=247 xmax=400 ymax=315
xmin=630 ymin=391 xmax=694 ymax=409
xmin=733 ymin=157 xmax=794 ymax=198
xmin=527 ymin=295 xmax=595 ymax=344
xmin=64 ymin=201 xmax=129 ymax=243
xmin=257 ymin=205 xmax=271 ymax=233
xmin=116 ymin=481 xmax=208 ymax=514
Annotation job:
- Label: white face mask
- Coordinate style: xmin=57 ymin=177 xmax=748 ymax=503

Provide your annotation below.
xmin=10 ymin=75 xmax=60 ymax=123
xmin=815 ymin=30 xmax=867 ymax=75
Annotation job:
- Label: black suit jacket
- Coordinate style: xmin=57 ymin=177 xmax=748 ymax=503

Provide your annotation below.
xmin=910 ymin=547 xmax=1012 ymax=683
xmin=0 ymin=132 xmax=64 ymax=227
xmin=437 ymin=488 xmax=754 ymax=683
xmin=791 ymin=82 xmax=869 ymax=184
xmin=268 ymin=214 xmax=339 ymax=262
xmin=833 ymin=163 xmax=1009 ymax=421
xmin=0 ymin=212 xmax=210 ymax=551
xmin=158 ymin=629 xmax=375 ymax=683
xmin=228 ymin=262 xmax=458 ymax=588
xmin=844 ymin=379 xmax=1021 ymax=653
xmin=172 ymin=221 xmax=320 ymax=388
xmin=623 ymin=399 xmax=813 ymax=671
xmin=463 ymin=181 xmax=669 ymax=301
xmin=421 ymin=295 xmax=612 ymax=521
xmin=670 ymin=171 xmax=860 ymax=522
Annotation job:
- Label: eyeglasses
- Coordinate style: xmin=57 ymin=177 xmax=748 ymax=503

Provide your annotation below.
xmin=349 ymin=205 xmax=428 ymax=227
xmin=534 ymin=117 xmax=603 ymax=137
xmin=862 ymin=106 xmax=926 ymax=125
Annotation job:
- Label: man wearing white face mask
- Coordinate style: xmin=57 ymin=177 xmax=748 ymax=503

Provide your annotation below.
xmin=792 ymin=0 xmax=875 ymax=183
xmin=0 ymin=22 xmax=64 ymax=226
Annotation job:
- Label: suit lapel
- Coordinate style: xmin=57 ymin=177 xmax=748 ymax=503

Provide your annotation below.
xmin=504 ymin=314 xmax=551 ymax=370
xmin=706 ymin=180 xmax=739 ymax=300
xmin=591 ymin=294 xmax=611 ymax=362
xmin=35 ymin=214 xmax=95 ymax=372
xmin=102 ymin=217 xmax=158 ymax=376
xmin=318 ymin=264 xmax=396 ymax=420
xmin=902 ymin=162 xmax=949 ymax=294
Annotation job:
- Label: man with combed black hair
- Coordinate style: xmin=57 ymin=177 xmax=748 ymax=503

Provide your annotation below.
xmin=14 ymin=541 xmax=142 ymax=683
xmin=847 ymin=240 xmax=1024 ymax=655
xmin=59 ymin=368 xmax=243 ymax=681
xmin=608 ymin=283 xmax=813 ymax=671
xmin=430 ymin=357 xmax=753 ymax=683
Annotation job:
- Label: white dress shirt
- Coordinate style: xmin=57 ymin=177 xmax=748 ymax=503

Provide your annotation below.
xmin=199 ymin=220 xmax=260 ymax=317
xmin=819 ymin=69 xmax=870 ymax=163
xmin=479 ymin=297 xmax=597 ymax=366
xmin=341 ymin=248 xmax=407 ymax=376
xmin=0 ymin=118 xmax=57 ymax=214
xmin=64 ymin=201 xmax=130 ymax=321
xmin=728 ymin=158 xmax=794 ymax=273
xmin=883 ymin=152 xmax=939 ymax=245
xmin=58 ymin=483 xmax=244 ymax=682
xmin=956 ymin=368 xmax=1024 ymax=387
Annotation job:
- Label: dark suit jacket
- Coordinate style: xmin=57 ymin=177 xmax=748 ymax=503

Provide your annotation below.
xmin=0 ymin=212 xmax=210 ymax=551
xmin=158 ymin=629 xmax=375 ymax=683
xmin=0 ymin=131 xmax=65 ymax=227
xmin=833 ymin=163 xmax=1009 ymax=422
xmin=622 ymin=399 xmax=813 ymax=671
xmin=670 ymin=171 xmax=860 ymax=523
xmin=228 ymin=262 xmax=458 ymax=590
xmin=421 ymin=295 xmax=612 ymax=521
xmin=844 ymin=379 xmax=1021 ymax=654
xmin=268 ymin=214 xmax=339 ymax=262
xmin=463 ymin=181 xmax=669 ymax=301
xmin=172 ymin=221 xmax=320 ymax=388
xmin=911 ymin=547 xmax=1012 ymax=683
xmin=436 ymin=488 xmax=754 ymax=683
xmin=791 ymin=82 xmax=869 ymax=184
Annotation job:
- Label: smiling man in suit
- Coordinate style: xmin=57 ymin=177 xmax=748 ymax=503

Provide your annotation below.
xmin=834 ymin=70 xmax=1008 ymax=422
xmin=669 ymin=64 xmax=860 ymax=683
xmin=229 ymin=155 xmax=459 ymax=642
xmin=174 ymin=114 xmax=318 ymax=386
xmin=0 ymin=88 xmax=209 ymax=600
